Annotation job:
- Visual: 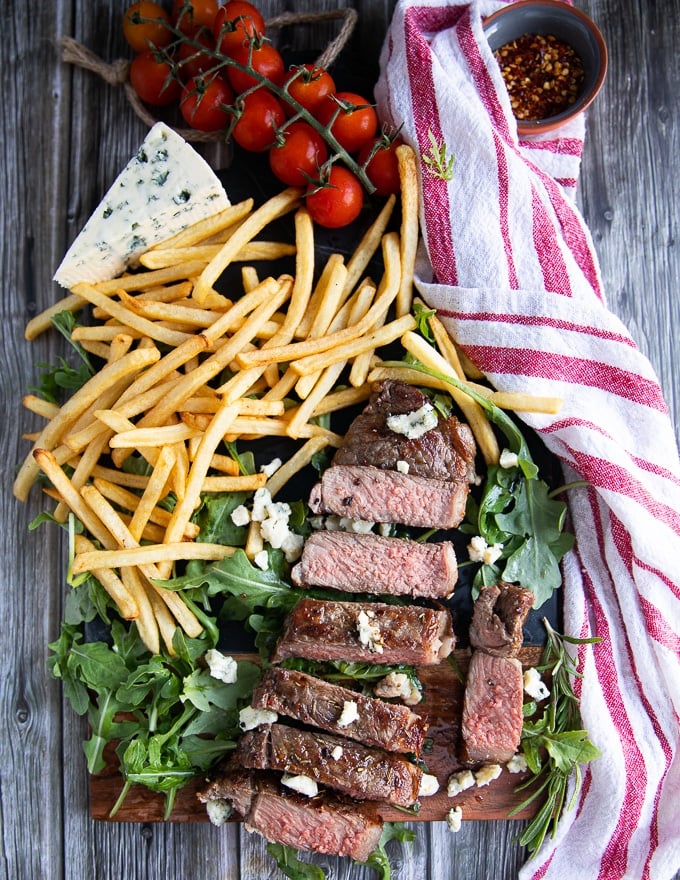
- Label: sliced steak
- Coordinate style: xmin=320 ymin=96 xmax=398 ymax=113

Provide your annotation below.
xmin=198 ymin=766 xmax=383 ymax=862
xmin=251 ymin=666 xmax=428 ymax=756
xmin=271 ymin=597 xmax=455 ymax=665
xmin=332 ymin=380 xmax=477 ymax=482
xmin=469 ymin=582 xmax=535 ymax=657
xmin=237 ymin=722 xmax=423 ymax=807
xmin=460 ymin=651 xmax=524 ymax=764
xmin=308 ymin=464 xmax=469 ymax=529
xmin=291 ymin=530 xmax=457 ymax=599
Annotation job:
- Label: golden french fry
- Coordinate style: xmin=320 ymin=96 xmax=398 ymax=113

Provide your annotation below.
xmin=109 ymin=423 xmax=202 ymax=449
xmin=294 ymin=252 xmax=347 ymax=339
xmin=244 ymin=520 xmax=264 ymax=561
xmin=310 ymin=384 xmax=372 ymax=417
xmin=201 ymin=474 xmax=267 ymax=492
xmin=126 ymin=445 xmax=176 ymax=541
xmin=94 ymin=262 xmax=208 ymax=294
xmin=286 ymin=362 xmax=347 ymax=439
xmin=71 ymin=541 xmax=236 ymax=574
xmin=193 ymin=188 xmax=301 ymax=302
xmin=396 ymin=144 xmax=419 ymax=317
xmin=149 ymin=199 xmax=254 ymax=251
xmin=467 ymin=384 xmax=564 ymax=415
xmin=73 ymin=534 xmax=139 ymax=620
xmin=141 ymin=241 xmax=295 ymax=269
xmin=22 ymin=395 xmax=60 ymax=420
xmin=265 ymin=436 xmax=329 ymax=499
xmin=14 ymin=348 xmax=161 ymax=501
xmin=93 ymin=475 xmax=198 ymax=538
xmin=290 ymin=313 xmax=417 ymax=378
xmin=25 ymin=293 xmax=85 ymax=340
xmin=343 ymin=194 xmax=396 ymax=298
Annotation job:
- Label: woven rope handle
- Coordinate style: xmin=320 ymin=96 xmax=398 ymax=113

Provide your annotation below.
xmin=59 ymin=8 xmax=359 ymax=143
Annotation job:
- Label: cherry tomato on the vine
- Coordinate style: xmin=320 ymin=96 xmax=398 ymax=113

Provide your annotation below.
xmin=357 ymin=136 xmax=403 ymax=196
xmin=129 ymin=51 xmax=182 ymax=106
xmin=172 ymin=0 xmax=219 ymax=34
xmin=269 ymin=122 xmax=328 ymax=187
xmin=305 ymin=166 xmax=364 ymax=228
xmin=177 ymin=27 xmax=217 ymax=80
xmin=180 ymin=75 xmax=234 ymax=131
xmin=316 ymin=91 xmax=378 ymax=155
xmin=227 ymin=41 xmax=285 ymax=94
xmin=283 ymin=63 xmax=336 ymax=117
xmin=123 ymin=1 xmax=172 ymax=52
xmin=213 ymin=1 xmax=266 ymax=56
xmin=232 ymin=90 xmax=285 ymax=152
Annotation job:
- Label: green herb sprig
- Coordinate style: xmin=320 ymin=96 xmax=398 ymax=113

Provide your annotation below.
xmin=510 ymin=620 xmax=601 ymax=855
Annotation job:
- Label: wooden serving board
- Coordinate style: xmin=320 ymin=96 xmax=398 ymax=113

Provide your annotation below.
xmin=90 ymin=646 xmax=544 ymax=823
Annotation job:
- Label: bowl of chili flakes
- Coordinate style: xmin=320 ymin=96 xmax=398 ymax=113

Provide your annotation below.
xmin=483 ymin=0 xmax=607 ymax=135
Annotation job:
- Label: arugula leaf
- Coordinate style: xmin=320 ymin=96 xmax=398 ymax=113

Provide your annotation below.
xmin=192 ymin=491 xmax=249 ymax=546
xmin=357 ymin=823 xmax=417 ymax=879
xmin=265 ymin=844 xmax=326 ymax=880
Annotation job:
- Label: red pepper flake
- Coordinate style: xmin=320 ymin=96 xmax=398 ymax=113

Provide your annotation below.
xmin=493 ymin=33 xmax=585 ymax=121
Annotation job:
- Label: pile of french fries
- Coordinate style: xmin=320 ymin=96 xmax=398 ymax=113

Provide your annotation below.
xmin=14 ymin=144 xmax=561 ymax=655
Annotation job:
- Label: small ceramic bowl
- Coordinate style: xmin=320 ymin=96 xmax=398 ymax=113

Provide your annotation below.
xmin=483 ymin=0 xmax=607 ymax=135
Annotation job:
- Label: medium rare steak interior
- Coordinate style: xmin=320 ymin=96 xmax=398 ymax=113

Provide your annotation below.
xmin=291 ymin=530 xmax=458 ymax=599
xmin=332 ymin=380 xmax=477 ymax=483
xmin=250 ymin=666 xmax=428 ymax=756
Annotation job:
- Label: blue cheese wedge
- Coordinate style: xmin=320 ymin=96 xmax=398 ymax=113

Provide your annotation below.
xmin=54 ymin=122 xmax=230 ymax=288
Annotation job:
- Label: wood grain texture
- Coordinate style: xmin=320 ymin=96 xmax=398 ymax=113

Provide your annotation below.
xmin=1 ymin=1 xmax=678 ymax=880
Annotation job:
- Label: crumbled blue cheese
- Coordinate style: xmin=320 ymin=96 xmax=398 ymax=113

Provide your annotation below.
xmin=396 ymin=459 xmax=410 ymax=474
xmin=53 ymin=122 xmax=230 ymax=288
xmin=373 ymin=671 xmax=422 ymax=705
xmin=230 ymin=504 xmax=251 ymax=527
xmin=239 ymin=705 xmax=278 ymax=731
xmin=260 ymin=457 xmax=282 ymax=477
xmin=356 ymin=609 xmax=384 ymax=654
xmin=499 ymin=448 xmax=520 ymax=469
xmin=249 ymin=488 xmax=303 ymax=563
xmin=331 ymin=745 xmax=344 ymax=760
xmin=204 ymin=649 xmax=238 ymax=683
xmin=418 ymin=773 xmax=440 ymax=797
xmin=446 ymin=769 xmax=476 ymax=797
xmin=206 ymin=798 xmax=234 ymax=826
xmin=523 ymin=667 xmax=551 ymax=701
xmin=474 ymin=764 xmax=502 ymax=787
xmin=506 ymin=752 xmax=528 ymax=774
xmin=386 ymin=403 xmax=438 ymax=439
xmin=253 ymin=549 xmax=270 ymax=571
xmin=446 ymin=806 xmax=463 ymax=832
xmin=281 ymin=774 xmax=319 ymax=797
xmin=337 ymin=700 xmax=360 ymax=728
xmin=467 ymin=535 xmax=503 ymax=565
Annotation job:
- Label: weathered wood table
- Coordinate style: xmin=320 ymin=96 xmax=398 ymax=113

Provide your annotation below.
xmin=2 ymin=1 xmax=678 ymax=878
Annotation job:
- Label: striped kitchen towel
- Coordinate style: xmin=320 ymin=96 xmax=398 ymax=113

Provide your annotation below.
xmin=375 ymin=2 xmax=680 ymax=879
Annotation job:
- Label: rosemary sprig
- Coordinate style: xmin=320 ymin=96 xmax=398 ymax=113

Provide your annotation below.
xmin=510 ymin=619 xmax=601 ymax=855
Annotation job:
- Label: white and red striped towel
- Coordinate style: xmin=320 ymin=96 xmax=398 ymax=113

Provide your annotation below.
xmin=376 ymin=2 xmax=680 ymax=878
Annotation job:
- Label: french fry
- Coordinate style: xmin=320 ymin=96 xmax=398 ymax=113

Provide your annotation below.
xmin=396 ymin=144 xmax=419 ymax=317
xmin=22 ymin=395 xmax=60 ymax=420
xmin=92 ymin=475 xmax=199 ymax=538
xmin=93 ymin=261 xmax=207 ymax=294
xmin=343 ymin=194 xmax=396 ymax=298
xmin=71 ymin=541 xmax=236 ymax=574
xmin=294 ymin=252 xmax=347 ymax=339
xmin=265 ymin=436 xmax=329 ymax=498
xmin=14 ymin=348 xmax=161 ymax=501
xmin=148 ymin=199 xmax=254 ymax=251
xmin=201 ymin=474 xmax=267 ymax=492
xmin=109 ymin=423 xmax=202 ymax=448
xmin=141 ymin=240 xmax=295 ymax=269
xmin=25 ymin=293 xmax=85 ymax=340
xmin=126 ymin=445 xmax=176 ymax=542
xmin=73 ymin=535 xmax=139 ymax=620
xmin=192 ymin=187 xmax=301 ymax=302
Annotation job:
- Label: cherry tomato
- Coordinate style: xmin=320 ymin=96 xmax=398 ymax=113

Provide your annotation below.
xmin=357 ymin=136 xmax=403 ymax=196
xmin=172 ymin=0 xmax=219 ymax=34
xmin=269 ymin=122 xmax=328 ymax=187
xmin=305 ymin=166 xmax=364 ymax=228
xmin=316 ymin=91 xmax=378 ymax=155
xmin=123 ymin=1 xmax=172 ymax=52
xmin=129 ymin=51 xmax=182 ymax=106
xmin=177 ymin=26 xmax=217 ymax=80
xmin=180 ymin=75 xmax=234 ymax=131
xmin=227 ymin=41 xmax=285 ymax=94
xmin=283 ymin=64 xmax=336 ymax=117
xmin=213 ymin=1 xmax=266 ymax=56
xmin=232 ymin=90 xmax=285 ymax=152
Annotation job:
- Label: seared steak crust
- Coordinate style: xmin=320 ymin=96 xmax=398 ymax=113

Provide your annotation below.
xmin=468 ymin=582 xmax=534 ymax=657
xmin=461 ymin=651 xmax=524 ymax=764
xmin=291 ymin=530 xmax=458 ymax=599
xmin=332 ymin=380 xmax=476 ymax=482
xmin=251 ymin=666 xmax=428 ymax=756
xmin=237 ymin=722 xmax=423 ymax=807
xmin=197 ymin=765 xmax=384 ymax=862
xmin=309 ymin=465 xmax=469 ymax=529
xmin=272 ymin=598 xmax=455 ymax=666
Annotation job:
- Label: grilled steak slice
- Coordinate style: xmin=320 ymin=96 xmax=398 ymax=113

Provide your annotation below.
xmin=460 ymin=651 xmax=524 ymax=764
xmin=332 ymin=380 xmax=477 ymax=483
xmin=308 ymin=465 xmax=468 ymax=529
xmin=198 ymin=766 xmax=384 ymax=862
xmin=251 ymin=666 xmax=428 ymax=756
xmin=237 ymin=722 xmax=423 ymax=807
xmin=271 ymin=597 xmax=455 ymax=665
xmin=291 ymin=530 xmax=457 ymax=599
xmin=469 ymin=582 xmax=534 ymax=657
